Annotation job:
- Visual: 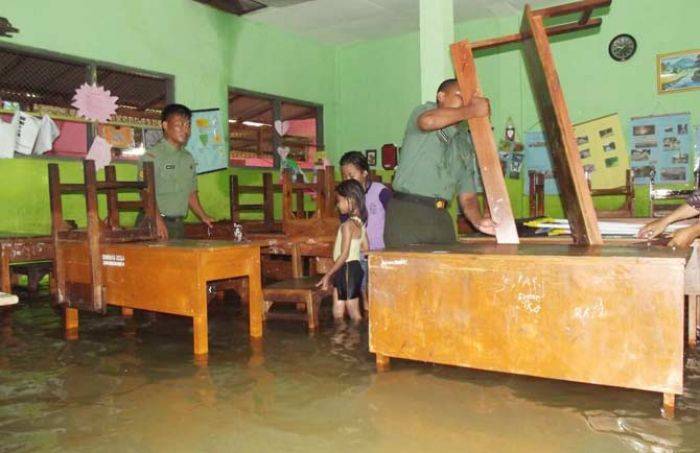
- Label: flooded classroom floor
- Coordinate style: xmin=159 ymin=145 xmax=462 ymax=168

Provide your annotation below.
xmin=1 ymin=294 xmax=700 ymax=453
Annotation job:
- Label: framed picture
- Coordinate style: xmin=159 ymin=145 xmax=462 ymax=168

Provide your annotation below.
xmin=657 ymin=49 xmax=700 ymax=94
xmin=365 ymin=149 xmax=377 ymax=167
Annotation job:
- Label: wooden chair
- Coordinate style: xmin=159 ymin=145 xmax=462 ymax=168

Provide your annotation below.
xmin=649 ymin=168 xmax=696 ymax=218
xmin=49 ymin=160 xmax=160 ymax=313
xmin=230 ymin=172 xmax=282 ymax=233
xmin=587 ymin=169 xmax=635 ymax=218
xmin=262 ymin=243 xmax=332 ymax=330
xmin=528 ymin=170 xmax=546 ymax=217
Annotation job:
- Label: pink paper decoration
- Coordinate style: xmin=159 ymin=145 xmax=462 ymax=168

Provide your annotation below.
xmin=71 ymin=83 xmax=119 ymax=122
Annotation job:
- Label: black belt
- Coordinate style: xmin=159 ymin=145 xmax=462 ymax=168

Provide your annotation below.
xmin=161 ymin=215 xmax=184 ymax=221
xmin=394 ymin=191 xmax=449 ymax=209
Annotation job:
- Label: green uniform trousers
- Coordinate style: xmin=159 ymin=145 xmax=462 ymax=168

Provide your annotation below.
xmin=384 ymin=197 xmax=455 ymax=248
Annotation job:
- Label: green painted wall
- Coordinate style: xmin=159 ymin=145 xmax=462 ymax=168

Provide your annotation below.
xmin=335 ymin=0 xmax=700 ymax=218
xmin=1 ymin=0 xmax=698 ymax=233
xmin=0 ymin=0 xmax=336 ymax=233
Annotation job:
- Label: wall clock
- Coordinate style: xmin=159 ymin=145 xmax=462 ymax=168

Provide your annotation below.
xmin=609 ymin=34 xmax=637 ymax=62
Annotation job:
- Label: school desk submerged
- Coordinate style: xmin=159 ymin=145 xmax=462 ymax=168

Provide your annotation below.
xmin=368 ymin=243 xmax=688 ymax=408
xmin=59 ymin=239 xmax=263 ymax=356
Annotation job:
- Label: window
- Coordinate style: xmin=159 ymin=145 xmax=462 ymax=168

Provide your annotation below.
xmin=0 ymin=44 xmax=173 ymax=160
xmin=228 ymin=88 xmax=323 ymax=168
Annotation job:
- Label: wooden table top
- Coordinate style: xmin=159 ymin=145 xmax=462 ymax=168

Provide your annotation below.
xmin=374 ymin=242 xmax=690 ymax=262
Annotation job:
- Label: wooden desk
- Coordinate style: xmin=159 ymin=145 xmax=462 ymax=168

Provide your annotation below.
xmin=369 ymin=243 xmax=687 ymax=409
xmin=0 ymin=234 xmax=53 ymax=293
xmin=59 ymin=240 xmax=263 ymax=356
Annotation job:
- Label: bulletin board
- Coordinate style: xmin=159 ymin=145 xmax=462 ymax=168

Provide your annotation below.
xmin=573 ymin=114 xmax=629 ymax=190
xmin=629 ymin=112 xmax=693 ymax=185
xmin=186 ymin=108 xmax=227 ymax=174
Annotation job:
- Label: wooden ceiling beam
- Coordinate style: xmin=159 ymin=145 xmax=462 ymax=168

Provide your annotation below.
xmin=471 ymin=18 xmax=602 ymax=51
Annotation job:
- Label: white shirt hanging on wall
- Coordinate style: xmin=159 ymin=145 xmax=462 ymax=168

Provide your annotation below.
xmin=33 ymin=115 xmax=60 ymax=155
xmin=11 ymin=111 xmax=41 ymax=155
xmin=0 ymin=119 xmax=15 ymax=159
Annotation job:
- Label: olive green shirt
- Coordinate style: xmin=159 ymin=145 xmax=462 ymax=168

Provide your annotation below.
xmin=393 ymin=101 xmax=478 ymax=200
xmin=138 ymin=139 xmax=198 ymax=217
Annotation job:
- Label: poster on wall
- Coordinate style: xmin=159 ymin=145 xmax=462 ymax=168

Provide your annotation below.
xmin=628 ymin=112 xmax=692 ymax=185
xmin=573 ymin=114 xmax=629 ymax=190
xmin=524 ymin=131 xmax=559 ymax=195
xmin=186 ymin=108 xmax=227 ymax=174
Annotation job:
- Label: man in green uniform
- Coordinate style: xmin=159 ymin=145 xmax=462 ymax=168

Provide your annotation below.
xmin=138 ymin=104 xmax=213 ymax=239
xmin=384 ymin=79 xmax=495 ymax=247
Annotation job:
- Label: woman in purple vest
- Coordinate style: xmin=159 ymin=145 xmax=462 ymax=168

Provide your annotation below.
xmin=339 ymin=151 xmax=392 ymax=312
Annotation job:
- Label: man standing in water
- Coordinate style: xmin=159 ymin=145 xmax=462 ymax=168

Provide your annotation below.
xmin=139 ymin=104 xmax=214 ymax=239
xmin=384 ymin=79 xmax=496 ymax=247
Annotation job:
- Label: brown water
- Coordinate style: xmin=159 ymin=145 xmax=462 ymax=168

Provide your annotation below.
xmin=2 ymin=294 xmax=700 ymax=452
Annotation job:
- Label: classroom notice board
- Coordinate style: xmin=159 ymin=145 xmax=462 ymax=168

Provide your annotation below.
xmin=574 ymin=114 xmax=629 ymax=190
xmin=525 ymin=114 xmax=629 ymax=195
xmin=629 ymin=112 xmax=692 ymax=185
xmin=187 ymin=108 xmax=227 ymax=174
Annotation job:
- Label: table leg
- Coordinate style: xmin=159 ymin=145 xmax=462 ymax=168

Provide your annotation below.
xmin=248 ymin=265 xmax=264 ymax=339
xmin=0 ymin=249 xmax=10 ymax=294
xmin=65 ymin=307 xmax=79 ymax=340
xmin=663 ymin=393 xmax=676 ymax=420
xmin=689 ymin=294 xmax=698 ymax=348
xmin=193 ymin=312 xmax=208 ymax=356
xmin=376 ymin=353 xmax=390 ymax=372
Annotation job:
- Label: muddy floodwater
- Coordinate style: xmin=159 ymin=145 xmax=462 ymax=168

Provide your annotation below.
xmin=1 ymin=295 xmax=700 ymax=452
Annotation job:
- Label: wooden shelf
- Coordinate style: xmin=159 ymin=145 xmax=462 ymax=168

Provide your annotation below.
xmin=0 ymin=109 xmax=159 ymax=129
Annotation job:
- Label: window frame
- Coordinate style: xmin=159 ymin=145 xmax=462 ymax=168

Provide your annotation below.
xmin=0 ymin=42 xmax=175 ymax=162
xmin=228 ymin=86 xmax=324 ymax=168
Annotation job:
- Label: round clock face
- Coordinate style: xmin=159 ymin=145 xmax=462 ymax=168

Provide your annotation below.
xmin=609 ymin=34 xmax=637 ymax=62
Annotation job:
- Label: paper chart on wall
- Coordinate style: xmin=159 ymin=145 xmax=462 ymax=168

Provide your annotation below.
xmin=629 ymin=112 xmax=693 ymax=185
xmin=573 ymin=114 xmax=629 ymax=190
xmin=186 ymin=108 xmax=227 ymax=174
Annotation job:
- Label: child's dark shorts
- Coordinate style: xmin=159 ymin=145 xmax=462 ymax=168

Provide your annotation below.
xmin=333 ymin=260 xmax=364 ymax=300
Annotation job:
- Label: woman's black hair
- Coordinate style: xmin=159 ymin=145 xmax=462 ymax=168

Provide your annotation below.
xmin=335 ymin=179 xmax=367 ymax=223
xmin=339 ymin=151 xmax=370 ymax=173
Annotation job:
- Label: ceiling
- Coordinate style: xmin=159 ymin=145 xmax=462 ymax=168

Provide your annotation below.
xmin=247 ymin=0 xmax=559 ymax=44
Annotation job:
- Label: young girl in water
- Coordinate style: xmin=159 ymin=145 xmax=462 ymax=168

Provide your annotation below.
xmin=339 ymin=151 xmax=391 ymax=310
xmin=317 ymin=179 xmax=368 ymax=322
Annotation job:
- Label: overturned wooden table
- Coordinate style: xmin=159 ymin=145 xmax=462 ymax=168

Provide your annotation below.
xmin=60 ymin=239 xmax=263 ymax=356
xmin=369 ymin=243 xmax=687 ymax=408
xmin=0 ymin=233 xmax=53 ymax=293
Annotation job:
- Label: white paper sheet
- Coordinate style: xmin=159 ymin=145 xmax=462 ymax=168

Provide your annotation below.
xmin=86 ymin=136 xmax=112 ymax=171
xmin=0 ymin=119 xmax=15 ymax=159
xmin=33 ymin=114 xmax=60 ymax=155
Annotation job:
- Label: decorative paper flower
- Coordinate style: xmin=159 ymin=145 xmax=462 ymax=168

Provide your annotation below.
xmin=72 ymin=83 xmax=119 ymax=122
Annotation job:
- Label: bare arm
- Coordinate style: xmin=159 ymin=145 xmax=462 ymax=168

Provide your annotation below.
xmin=417 ymin=96 xmax=490 ymax=131
xmin=188 ymin=190 xmax=214 ymax=228
xmin=637 ymin=203 xmax=699 ymax=239
xmin=317 ymin=222 xmax=354 ymax=289
xmin=458 ymin=192 xmax=496 ymax=235
xmin=668 ymin=222 xmax=700 ymax=248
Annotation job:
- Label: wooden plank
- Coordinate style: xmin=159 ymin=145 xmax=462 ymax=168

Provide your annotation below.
xmin=532 ymin=0 xmax=611 ymax=18
xmin=369 ymin=246 xmax=685 ymax=397
xmin=520 ymin=6 xmax=602 ymax=244
xmin=450 ymin=40 xmax=519 ymax=244
xmin=104 ymin=166 xmax=120 ymax=229
xmin=83 ymin=160 xmax=104 ymax=312
xmin=472 ymin=19 xmax=602 ymax=51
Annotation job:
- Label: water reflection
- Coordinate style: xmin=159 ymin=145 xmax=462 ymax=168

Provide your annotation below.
xmin=0 ymin=296 xmax=699 ymax=451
